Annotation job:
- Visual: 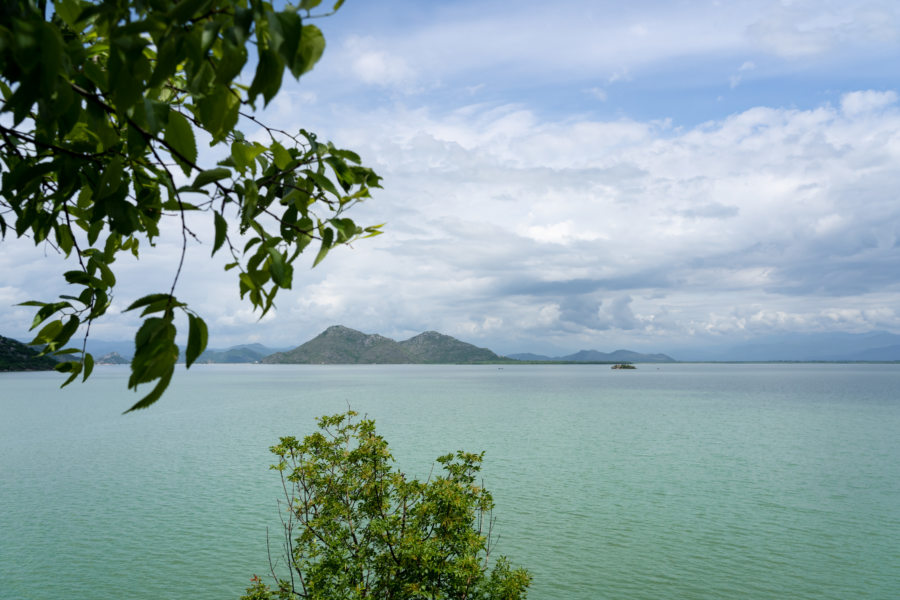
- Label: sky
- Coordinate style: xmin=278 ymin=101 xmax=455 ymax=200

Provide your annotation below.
xmin=3 ymin=0 xmax=900 ymax=357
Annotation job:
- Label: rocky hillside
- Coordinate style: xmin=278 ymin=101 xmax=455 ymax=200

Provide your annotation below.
xmin=399 ymin=331 xmax=499 ymax=363
xmin=262 ymin=326 xmax=501 ymax=364
xmin=97 ymin=352 xmax=129 ymax=365
xmin=0 ymin=335 xmax=57 ymax=371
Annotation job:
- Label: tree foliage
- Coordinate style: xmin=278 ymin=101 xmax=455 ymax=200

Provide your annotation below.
xmin=0 ymin=0 xmax=382 ymax=411
xmin=243 ymin=411 xmax=531 ymax=600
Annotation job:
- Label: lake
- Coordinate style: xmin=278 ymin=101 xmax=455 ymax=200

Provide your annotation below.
xmin=1 ymin=363 xmax=898 ymax=599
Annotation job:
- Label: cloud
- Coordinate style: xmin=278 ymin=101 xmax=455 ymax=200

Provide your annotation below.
xmin=729 ymin=60 xmax=756 ymax=89
xmin=343 ymin=36 xmax=417 ymax=89
xmin=310 ymin=91 xmax=900 ymax=348
xmin=4 ymin=1 xmax=900 ymax=356
xmin=5 ymin=88 xmax=899 ymax=353
xmin=841 ymin=90 xmax=898 ymax=115
xmin=746 ymin=0 xmax=900 ymax=58
xmin=586 ymin=87 xmax=608 ymax=101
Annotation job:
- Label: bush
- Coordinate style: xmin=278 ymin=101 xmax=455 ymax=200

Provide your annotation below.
xmin=243 ymin=411 xmax=530 ymax=599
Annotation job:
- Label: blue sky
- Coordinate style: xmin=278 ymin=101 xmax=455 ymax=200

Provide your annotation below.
xmin=3 ymin=0 xmax=900 ymax=356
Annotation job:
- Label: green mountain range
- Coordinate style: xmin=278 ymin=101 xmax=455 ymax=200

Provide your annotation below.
xmin=262 ymin=325 xmax=501 ymax=364
xmin=0 ymin=335 xmax=56 ymax=371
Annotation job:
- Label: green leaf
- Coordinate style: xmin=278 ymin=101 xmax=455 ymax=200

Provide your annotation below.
xmin=292 ymin=25 xmax=326 ymax=78
xmin=164 ymin=111 xmax=197 ymax=177
xmin=243 ymin=237 xmax=261 ymax=253
xmin=215 ymin=41 xmax=248 ymax=86
xmin=304 ymin=169 xmax=340 ymax=198
xmin=272 ymin=11 xmax=303 ymax=73
xmin=29 ymin=319 xmax=63 ymax=347
xmin=168 ymin=0 xmax=214 ymax=23
xmin=97 ymin=260 xmax=117 ymax=288
xmin=248 ymin=48 xmax=284 ymax=107
xmin=55 ymin=0 xmax=82 ymax=28
xmin=126 ymin=315 xmax=179 ymax=411
xmin=54 ymin=316 xmax=81 ymax=350
xmin=197 ymin=86 xmax=240 ymax=143
xmin=231 ymin=141 xmax=251 ymax=173
xmin=149 ymin=36 xmax=179 ymax=89
xmin=332 ymin=217 xmax=359 ymax=242
xmin=212 ymin=212 xmax=228 ymax=256
xmin=267 ymin=247 xmax=289 ymax=287
xmin=191 ymin=168 xmax=232 ymax=189
xmin=185 ymin=314 xmax=208 ymax=368
xmin=124 ymin=366 xmax=174 ymax=413
xmin=59 ymin=360 xmax=84 ymax=388
xmin=312 ymin=227 xmax=334 ymax=267
xmin=25 ymin=301 xmax=69 ymax=330
xmin=125 ymin=293 xmax=176 ymax=312
xmin=272 ymin=141 xmax=292 ymax=170
xmin=82 ymin=353 xmax=95 ymax=382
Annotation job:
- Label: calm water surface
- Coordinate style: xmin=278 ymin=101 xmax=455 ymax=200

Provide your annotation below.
xmin=1 ymin=363 xmax=898 ymax=599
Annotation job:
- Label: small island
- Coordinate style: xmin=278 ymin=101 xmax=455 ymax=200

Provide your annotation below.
xmin=611 ymin=363 xmax=636 ymax=369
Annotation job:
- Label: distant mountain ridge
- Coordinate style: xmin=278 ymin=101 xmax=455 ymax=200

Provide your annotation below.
xmin=80 ymin=341 xmax=287 ymax=364
xmin=193 ymin=343 xmax=283 ymax=364
xmin=262 ymin=325 xmax=501 ymax=364
xmin=507 ymin=349 xmax=676 ymax=363
xmin=671 ymin=330 xmax=900 ymax=362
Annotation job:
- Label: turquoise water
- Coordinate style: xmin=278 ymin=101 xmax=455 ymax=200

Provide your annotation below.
xmin=1 ymin=364 xmax=898 ymax=599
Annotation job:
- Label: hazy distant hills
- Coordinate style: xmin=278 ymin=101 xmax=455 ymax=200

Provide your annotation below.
xmin=263 ymin=325 xmax=501 ymax=364
xmin=194 ymin=343 xmax=281 ymax=364
xmin=0 ymin=335 xmax=56 ymax=371
xmin=848 ymin=344 xmax=900 ymax=361
xmin=82 ymin=341 xmax=286 ymax=364
xmin=507 ymin=349 xmax=676 ymax=363
xmin=672 ymin=331 xmax=900 ymax=362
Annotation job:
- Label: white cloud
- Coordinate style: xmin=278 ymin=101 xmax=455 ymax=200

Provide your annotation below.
xmin=5 ymin=0 xmax=900 ymax=355
xmin=344 ymin=36 xmax=417 ymax=89
xmin=729 ymin=60 xmax=757 ymax=89
xmin=6 ymin=89 xmax=899 ymax=352
xmin=586 ymin=87 xmax=608 ymax=101
xmin=746 ymin=0 xmax=900 ymax=58
xmin=840 ymin=90 xmax=898 ymax=115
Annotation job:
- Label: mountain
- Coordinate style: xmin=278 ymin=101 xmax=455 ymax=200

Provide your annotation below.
xmin=672 ymin=331 xmax=900 ymax=362
xmin=262 ymin=326 xmax=502 ymax=364
xmin=507 ymin=349 xmax=675 ymax=363
xmin=560 ymin=349 xmax=675 ymax=363
xmin=74 ymin=341 xmax=285 ymax=364
xmin=82 ymin=340 xmax=135 ymax=360
xmin=505 ymin=352 xmax=553 ymax=361
xmin=0 ymin=335 xmax=57 ymax=371
xmin=193 ymin=343 xmax=283 ymax=364
xmin=847 ymin=344 xmax=900 ymax=361
xmin=399 ymin=331 xmax=499 ymax=363
xmin=97 ymin=352 xmax=129 ymax=365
